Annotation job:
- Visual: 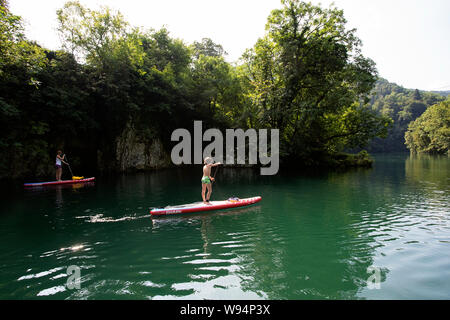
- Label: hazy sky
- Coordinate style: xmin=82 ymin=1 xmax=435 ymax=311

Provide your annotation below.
xmin=8 ymin=0 xmax=450 ymax=91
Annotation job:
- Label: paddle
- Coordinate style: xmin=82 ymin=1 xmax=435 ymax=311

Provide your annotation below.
xmin=210 ymin=162 xmax=223 ymax=197
xmin=63 ymin=155 xmax=83 ymax=180
xmin=211 ymin=162 xmax=220 ymax=184
xmin=63 ymin=155 xmax=74 ymax=176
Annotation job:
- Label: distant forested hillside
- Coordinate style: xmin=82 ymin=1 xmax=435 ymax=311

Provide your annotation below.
xmin=366 ymin=79 xmax=446 ymax=152
xmin=431 ymin=90 xmax=450 ymax=97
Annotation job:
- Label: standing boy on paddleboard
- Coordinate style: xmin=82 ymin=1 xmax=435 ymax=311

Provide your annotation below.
xmin=202 ymin=157 xmax=222 ymax=204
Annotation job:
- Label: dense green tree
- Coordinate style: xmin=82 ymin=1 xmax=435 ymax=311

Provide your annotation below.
xmin=405 ymin=99 xmax=450 ymax=154
xmin=57 ymin=1 xmax=156 ymax=169
xmin=190 ymin=55 xmax=232 ymax=116
xmin=240 ymin=0 xmax=390 ymax=163
xmin=188 ymin=38 xmax=249 ymax=128
xmin=55 ymin=2 xmax=234 ymax=167
xmin=0 ymin=3 xmax=50 ymax=177
xmin=134 ymin=27 xmax=194 ymax=139
xmin=192 ymin=38 xmax=226 ymax=59
xmin=57 ymin=1 xmax=133 ymax=67
xmin=3 ymin=0 xmax=444 ymax=179
xmin=367 ymin=78 xmax=445 ymax=152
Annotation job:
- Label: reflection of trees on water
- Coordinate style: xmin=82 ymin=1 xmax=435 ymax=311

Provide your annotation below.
xmin=200 ymin=216 xmax=212 ymax=258
xmin=405 ymin=154 xmax=450 ymax=192
xmin=55 ymin=185 xmax=63 ymax=208
xmin=118 ymin=167 xmax=263 ymax=209
xmin=147 ymin=167 xmax=386 ymax=298
xmin=114 ymin=156 xmax=449 ymax=298
xmin=217 ymin=165 xmax=395 ymax=299
xmin=37 ymin=182 xmax=96 ymax=209
xmin=214 ymin=167 xmax=259 ymax=183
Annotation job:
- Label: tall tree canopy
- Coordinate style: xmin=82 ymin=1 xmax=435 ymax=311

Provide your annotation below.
xmin=240 ymin=0 xmax=390 ymax=163
xmin=0 ymin=2 xmax=50 ymax=176
xmin=405 ymin=99 xmax=450 ymax=155
xmin=2 ymin=0 xmax=437 ymax=179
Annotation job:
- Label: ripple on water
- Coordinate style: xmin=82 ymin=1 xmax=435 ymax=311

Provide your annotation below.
xmin=152 ymin=274 xmax=267 ymax=300
xmin=2 ymin=156 xmax=449 ymax=300
xmin=13 ymin=242 xmax=101 ymax=298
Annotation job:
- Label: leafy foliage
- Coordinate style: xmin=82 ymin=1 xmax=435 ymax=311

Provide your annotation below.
xmin=405 ymin=99 xmax=450 ymax=154
xmin=366 ymin=78 xmax=445 ymax=152
xmin=1 ymin=0 xmax=434 ymax=179
xmin=239 ymin=0 xmax=390 ymax=163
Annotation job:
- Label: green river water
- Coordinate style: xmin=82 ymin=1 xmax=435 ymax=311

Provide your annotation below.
xmin=0 ymin=154 xmax=449 ymax=299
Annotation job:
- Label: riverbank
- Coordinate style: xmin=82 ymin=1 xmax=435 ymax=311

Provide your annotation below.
xmin=2 ymin=149 xmax=378 ymax=184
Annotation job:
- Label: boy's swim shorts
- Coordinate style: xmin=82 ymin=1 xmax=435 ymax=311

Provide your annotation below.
xmin=201 ymin=176 xmax=211 ymax=184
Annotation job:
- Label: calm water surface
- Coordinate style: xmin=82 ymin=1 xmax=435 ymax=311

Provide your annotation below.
xmin=0 ymin=154 xmax=449 ymax=299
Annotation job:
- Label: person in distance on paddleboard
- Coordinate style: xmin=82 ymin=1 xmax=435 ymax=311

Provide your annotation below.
xmin=202 ymin=157 xmax=222 ymax=205
xmin=55 ymin=150 xmax=68 ymax=181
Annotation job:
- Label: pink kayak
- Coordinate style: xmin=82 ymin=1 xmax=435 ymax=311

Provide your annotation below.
xmin=150 ymin=196 xmax=262 ymax=216
xmin=24 ymin=177 xmax=95 ymax=187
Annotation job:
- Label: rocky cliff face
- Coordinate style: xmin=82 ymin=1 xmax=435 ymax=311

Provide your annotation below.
xmin=115 ymin=121 xmax=172 ymax=172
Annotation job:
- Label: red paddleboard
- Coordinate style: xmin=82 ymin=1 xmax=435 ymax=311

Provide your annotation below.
xmin=24 ymin=177 xmax=95 ymax=187
xmin=150 ymin=196 xmax=262 ymax=216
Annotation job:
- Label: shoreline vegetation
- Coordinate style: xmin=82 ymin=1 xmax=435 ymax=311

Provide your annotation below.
xmin=1 ymin=0 xmax=448 ymax=180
